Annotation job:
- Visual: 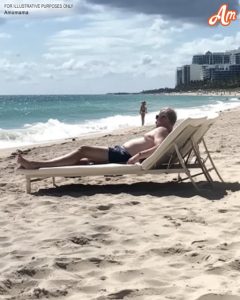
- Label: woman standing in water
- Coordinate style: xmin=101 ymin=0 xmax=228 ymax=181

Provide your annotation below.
xmin=139 ymin=101 xmax=147 ymax=126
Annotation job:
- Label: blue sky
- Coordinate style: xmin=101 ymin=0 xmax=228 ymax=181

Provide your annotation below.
xmin=0 ymin=0 xmax=239 ymax=94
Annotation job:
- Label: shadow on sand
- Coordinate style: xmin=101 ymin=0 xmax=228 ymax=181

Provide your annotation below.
xmin=34 ymin=180 xmax=240 ymax=201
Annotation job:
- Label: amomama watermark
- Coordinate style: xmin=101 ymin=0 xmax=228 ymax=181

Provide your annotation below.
xmin=208 ymin=4 xmax=237 ymax=26
xmin=3 ymin=2 xmax=74 ymax=15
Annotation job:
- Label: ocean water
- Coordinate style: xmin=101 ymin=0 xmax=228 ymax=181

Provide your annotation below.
xmin=0 ymin=94 xmax=240 ymax=149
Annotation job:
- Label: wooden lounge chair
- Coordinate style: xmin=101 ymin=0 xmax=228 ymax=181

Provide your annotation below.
xmin=17 ymin=117 xmax=223 ymax=193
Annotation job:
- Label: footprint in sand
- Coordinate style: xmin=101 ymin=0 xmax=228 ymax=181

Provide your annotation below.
xmin=196 ymin=294 xmax=240 ymax=300
xmin=16 ymin=265 xmax=52 ymax=279
xmin=70 ymin=236 xmax=91 ymax=246
xmin=112 ymin=269 xmax=144 ymax=282
xmin=96 ymin=204 xmax=113 ymax=211
xmin=32 ymin=288 xmax=68 ymax=298
xmin=228 ymin=259 xmax=240 ymax=271
xmin=0 ymin=236 xmax=11 ymax=248
xmin=107 ymin=289 xmax=138 ymax=299
xmin=55 ymin=256 xmax=121 ymax=272
xmin=93 ymin=225 xmax=114 ymax=233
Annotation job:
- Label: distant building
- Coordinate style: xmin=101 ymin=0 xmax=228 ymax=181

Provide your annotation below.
xmin=176 ymin=67 xmax=183 ymax=86
xmin=211 ymin=64 xmax=240 ymax=81
xmin=192 ymin=51 xmax=230 ymax=65
xmin=227 ymin=48 xmax=240 ymax=64
xmin=176 ymin=64 xmax=203 ymax=85
xmin=176 ymin=48 xmax=240 ymax=87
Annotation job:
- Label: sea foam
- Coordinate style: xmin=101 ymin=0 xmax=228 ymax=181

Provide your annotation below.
xmin=0 ymin=97 xmax=239 ymax=149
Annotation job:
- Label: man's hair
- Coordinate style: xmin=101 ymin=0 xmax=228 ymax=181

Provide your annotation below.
xmin=161 ymin=108 xmax=177 ymax=125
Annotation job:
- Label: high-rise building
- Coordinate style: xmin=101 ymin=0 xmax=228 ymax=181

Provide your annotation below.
xmin=227 ymin=48 xmax=240 ymax=64
xmin=211 ymin=64 xmax=240 ymax=81
xmin=176 ymin=64 xmax=203 ymax=85
xmin=192 ymin=51 xmax=230 ymax=65
xmin=176 ymin=48 xmax=240 ymax=86
xmin=176 ymin=67 xmax=183 ymax=86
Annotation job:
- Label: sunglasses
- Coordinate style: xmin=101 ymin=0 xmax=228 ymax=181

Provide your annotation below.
xmin=156 ymin=114 xmax=167 ymax=120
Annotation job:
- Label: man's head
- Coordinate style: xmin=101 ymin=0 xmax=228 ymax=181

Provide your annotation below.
xmin=155 ymin=108 xmax=177 ymax=130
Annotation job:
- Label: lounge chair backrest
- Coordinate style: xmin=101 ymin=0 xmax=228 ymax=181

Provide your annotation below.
xmin=141 ymin=117 xmax=207 ymax=170
xmin=174 ymin=117 xmax=218 ymax=163
xmin=191 ymin=117 xmax=217 ymax=145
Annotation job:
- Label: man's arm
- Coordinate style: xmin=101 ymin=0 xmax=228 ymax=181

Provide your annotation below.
xmin=127 ymin=144 xmax=159 ymax=164
xmin=127 ymin=127 xmax=169 ymax=164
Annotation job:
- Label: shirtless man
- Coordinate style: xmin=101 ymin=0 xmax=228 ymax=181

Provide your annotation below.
xmin=17 ymin=108 xmax=177 ymax=169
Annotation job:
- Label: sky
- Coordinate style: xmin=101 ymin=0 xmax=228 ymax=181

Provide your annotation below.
xmin=0 ymin=0 xmax=240 ymax=94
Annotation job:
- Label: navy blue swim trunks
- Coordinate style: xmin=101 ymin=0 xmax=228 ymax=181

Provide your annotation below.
xmin=108 ymin=145 xmax=132 ymax=163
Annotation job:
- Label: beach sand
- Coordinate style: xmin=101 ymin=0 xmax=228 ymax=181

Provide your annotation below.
xmin=0 ymin=109 xmax=240 ymax=300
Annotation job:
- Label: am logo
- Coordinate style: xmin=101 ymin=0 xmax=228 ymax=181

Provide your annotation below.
xmin=208 ymin=4 xmax=237 ymax=26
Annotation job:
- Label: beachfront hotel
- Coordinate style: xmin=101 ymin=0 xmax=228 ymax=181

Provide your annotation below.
xmin=176 ymin=48 xmax=240 ymax=86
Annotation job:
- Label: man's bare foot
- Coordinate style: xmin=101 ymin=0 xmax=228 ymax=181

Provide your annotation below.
xmin=17 ymin=154 xmax=38 ymax=169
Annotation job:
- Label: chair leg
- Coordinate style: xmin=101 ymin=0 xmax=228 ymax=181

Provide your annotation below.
xmin=191 ymin=139 xmax=213 ymax=183
xmin=202 ymin=139 xmax=224 ymax=182
xmin=52 ymin=177 xmax=57 ymax=187
xmin=177 ymin=173 xmax=182 ymax=182
xmin=26 ymin=176 xmax=31 ymax=194
xmin=174 ymin=144 xmax=200 ymax=191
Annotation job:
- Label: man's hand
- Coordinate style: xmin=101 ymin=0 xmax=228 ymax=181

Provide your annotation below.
xmin=127 ymin=154 xmax=139 ymax=164
xmin=127 ymin=153 xmax=140 ymax=165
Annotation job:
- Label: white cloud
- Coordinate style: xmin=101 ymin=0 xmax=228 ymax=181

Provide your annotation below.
xmin=0 ymin=32 xmax=11 ymax=38
xmin=178 ymin=32 xmax=240 ymax=57
xmin=0 ymin=58 xmax=37 ymax=82
xmin=40 ymin=72 xmax=55 ymax=79
xmin=42 ymin=12 xmax=193 ymax=81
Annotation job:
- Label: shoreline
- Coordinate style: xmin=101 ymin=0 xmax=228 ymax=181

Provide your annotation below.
xmin=1 ymin=89 xmax=240 ymax=97
xmin=1 ymin=104 xmax=240 ymax=158
xmin=165 ymin=91 xmax=240 ymax=97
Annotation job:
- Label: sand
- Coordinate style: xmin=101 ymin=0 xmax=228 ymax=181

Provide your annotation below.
xmin=0 ymin=108 xmax=240 ymax=300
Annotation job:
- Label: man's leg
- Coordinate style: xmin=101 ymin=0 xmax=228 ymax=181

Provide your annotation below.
xmin=17 ymin=146 xmax=109 ymax=169
xmin=141 ymin=114 xmax=144 ymax=126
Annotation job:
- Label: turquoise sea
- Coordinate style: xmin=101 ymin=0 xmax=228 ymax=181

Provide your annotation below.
xmin=0 ymin=94 xmax=239 ymax=149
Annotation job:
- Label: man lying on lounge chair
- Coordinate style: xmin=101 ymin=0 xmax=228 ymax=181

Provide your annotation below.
xmin=17 ymin=108 xmax=177 ymax=169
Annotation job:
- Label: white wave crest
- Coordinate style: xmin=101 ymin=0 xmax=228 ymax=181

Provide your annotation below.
xmin=1 ymin=98 xmax=240 ymax=149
